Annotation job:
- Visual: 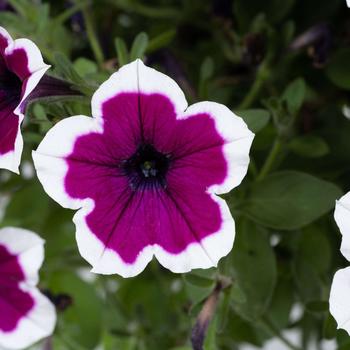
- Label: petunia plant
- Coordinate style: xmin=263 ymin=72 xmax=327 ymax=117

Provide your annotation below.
xmin=0 ymin=1 xmax=349 ymax=350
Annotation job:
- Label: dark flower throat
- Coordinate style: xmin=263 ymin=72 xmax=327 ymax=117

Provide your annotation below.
xmin=122 ymin=144 xmax=170 ymax=190
xmin=0 ymin=64 xmax=22 ymax=108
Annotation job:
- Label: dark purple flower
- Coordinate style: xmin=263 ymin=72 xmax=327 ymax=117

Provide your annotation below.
xmin=0 ymin=227 xmax=56 ymax=349
xmin=0 ymin=26 xmax=49 ymax=173
xmin=33 ymin=60 xmax=254 ymax=277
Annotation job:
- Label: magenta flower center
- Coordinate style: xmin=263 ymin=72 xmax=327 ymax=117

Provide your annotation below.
xmin=122 ymin=143 xmax=171 ymax=190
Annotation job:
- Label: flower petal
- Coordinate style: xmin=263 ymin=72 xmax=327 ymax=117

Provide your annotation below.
xmin=5 ymin=38 xmax=49 ymax=80
xmin=334 ymin=192 xmax=350 ymax=261
xmin=329 ymin=267 xmax=350 ymax=334
xmin=0 ymin=110 xmax=22 ymax=174
xmin=0 ymin=227 xmax=44 ymax=286
xmin=0 ymin=228 xmax=56 ymax=349
xmin=32 ymin=115 xmax=103 ymax=210
xmin=92 ymin=59 xmax=187 ymax=120
xmin=0 ymin=287 xmax=56 ymax=350
xmin=0 ymin=27 xmax=12 ymax=54
xmin=178 ymin=102 xmax=254 ymax=194
xmin=74 ymin=187 xmax=233 ymax=277
xmin=4 ymin=38 xmax=50 ymax=114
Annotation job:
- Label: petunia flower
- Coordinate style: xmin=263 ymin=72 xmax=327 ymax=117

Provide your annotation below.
xmin=329 ymin=192 xmax=350 ymax=333
xmin=0 ymin=26 xmax=49 ymax=173
xmin=0 ymin=227 xmax=56 ymax=349
xmin=33 ymin=60 xmax=254 ymax=277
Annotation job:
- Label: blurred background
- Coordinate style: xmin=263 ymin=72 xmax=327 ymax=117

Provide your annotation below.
xmin=1 ymin=0 xmax=350 ymax=349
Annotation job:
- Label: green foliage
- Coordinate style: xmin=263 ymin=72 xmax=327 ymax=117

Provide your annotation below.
xmin=236 ymin=109 xmax=271 ymax=133
xmin=326 ymin=49 xmax=350 ymax=90
xmin=231 ymin=220 xmax=277 ymax=321
xmin=0 ymin=0 xmax=348 ymax=349
xmin=243 ymin=171 xmax=342 ymax=230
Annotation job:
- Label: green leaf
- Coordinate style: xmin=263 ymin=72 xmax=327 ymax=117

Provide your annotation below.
xmin=297 ymin=226 xmax=331 ymax=275
xmin=231 ymin=220 xmax=277 ymax=320
xmin=3 ymin=181 xmax=51 ymax=231
xmin=49 ymin=271 xmax=103 ymax=349
xmin=236 ymin=109 xmax=271 ymax=133
xmin=243 ymin=171 xmax=342 ymax=230
xmin=204 ymin=317 xmax=218 ymax=350
xmin=225 ymin=312 xmax=262 ymax=346
xmin=184 ymin=269 xmax=216 ymax=307
xmin=146 ymin=29 xmax=176 ymax=53
xmin=184 ymin=272 xmax=215 ymax=288
xmin=115 ymin=37 xmax=129 ymax=66
xmin=323 ymin=312 xmax=337 ymax=339
xmin=306 ymin=300 xmax=329 ymax=313
xmin=130 ymin=32 xmax=149 ymax=61
xmin=230 ymin=283 xmax=247 ymax=304
xmin=289 ymin=135 xmax=330 ymax=158
xmin=54 ymin=52 xmax=84 ymax=85
xmin=293 ymin=225 xmax=331 ymax=302
xmin=200 ymin=57 xmax=214 ymax=83
xmin=326 ymin=48 xmax=350 ymax=89
xmin=103 ymin=333 xmax=137 ymax=350
xmin=73 ymin=57 xmax=98 ymax=77
xmin=267 ymin=276 xmax=294 ymax=330
xmin=282 ymin=77 xmax=306 ymax=115
xmin=199 ymin=57 xmax=214 ymax=99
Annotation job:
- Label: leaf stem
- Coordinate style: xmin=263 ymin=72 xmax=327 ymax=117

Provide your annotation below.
xmin=257 ymin=138 xmax=282 ymax=181
xmin=261 ymin=316 xmax=302 ymax=350
xmin=82 ymin=7 xmax=104 ymax=67
xmin=238 ymin=61 xmax=270 ymax=110
xmin=54 ymin=0 xmax=90 ymax=24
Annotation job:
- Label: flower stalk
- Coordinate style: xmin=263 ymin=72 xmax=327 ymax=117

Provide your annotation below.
xmin=82 ymin=7 xmax=105 ymax=67
xmin=257 ymin=138 xmax=282 ymax=181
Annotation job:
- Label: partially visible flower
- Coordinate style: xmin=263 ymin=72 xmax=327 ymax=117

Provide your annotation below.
xmin=289 ymin=23 xmax=331 ymax=68
xmin=330 ymin=193 xmax=350 ymax=333
xmin=0 ymin=26 xmax=49 ymax=173
xmin=33 ymin=60 xmax=254 ymax=278
xmin=0 ymin=227 xmax=56 ymax=349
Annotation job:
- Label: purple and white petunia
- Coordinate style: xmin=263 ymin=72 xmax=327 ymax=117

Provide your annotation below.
xmin=0 ymin=227 xmax=56 ymax=349
xmin=0 ymin=26 xmax=49 ymax=173
xmin=329 ymin=192 xmax=350 ymax=334
xmin=33 ymin=60 xmax=254 ymax=277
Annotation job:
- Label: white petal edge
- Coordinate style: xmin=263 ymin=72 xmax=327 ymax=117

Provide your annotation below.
xmin=15 ymin=65 xmax=50 ymax=116
xmin=91 ymin=59 xmax=188 ymax=120
xmin=0 ymin=227 xmax=44 ymax=285
xmin=0 ymin=113 xmax=23 ymax=174
xmin=6 ymin=38 xmax=50 ymax=115
xmin=334 ymin=192 xmax=350 ymax=261
xmin=329 ymin=267 xmax=350 ymax=334
xmin=180 ymin=101 xmax=254 ymax=194
xmin=0 ymin=26 xmax=12 ymax=50
xmin=5 ymin=38 xmax=50 ymax=76
xmin=32 ymin=115 xmax=103 ymax=210
xmin=76 ymin=193 xmax=234 ymax=277
xmin=0 ymin=286 xmax=56 ymax=350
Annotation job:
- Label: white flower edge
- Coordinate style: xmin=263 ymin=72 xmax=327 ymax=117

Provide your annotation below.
xmin=0 ymin=227 xmax=56 ymax=349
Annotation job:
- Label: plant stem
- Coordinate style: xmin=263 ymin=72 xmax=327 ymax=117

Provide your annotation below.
xmin=257 ymin=138 xmax=282 ymax=181
xmin=54 ymin=0 xmax=90 ymax=24
xmin=82 ymin=7 xmax=104 ymax=67
xmin=238 ymin=61 xmax=270 ymax=110
xmin=261 ymin=316 xmax=302 ymax=350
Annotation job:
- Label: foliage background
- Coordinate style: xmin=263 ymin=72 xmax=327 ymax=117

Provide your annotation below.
xmin=1 ymin=0 xmax=350 ymax=349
